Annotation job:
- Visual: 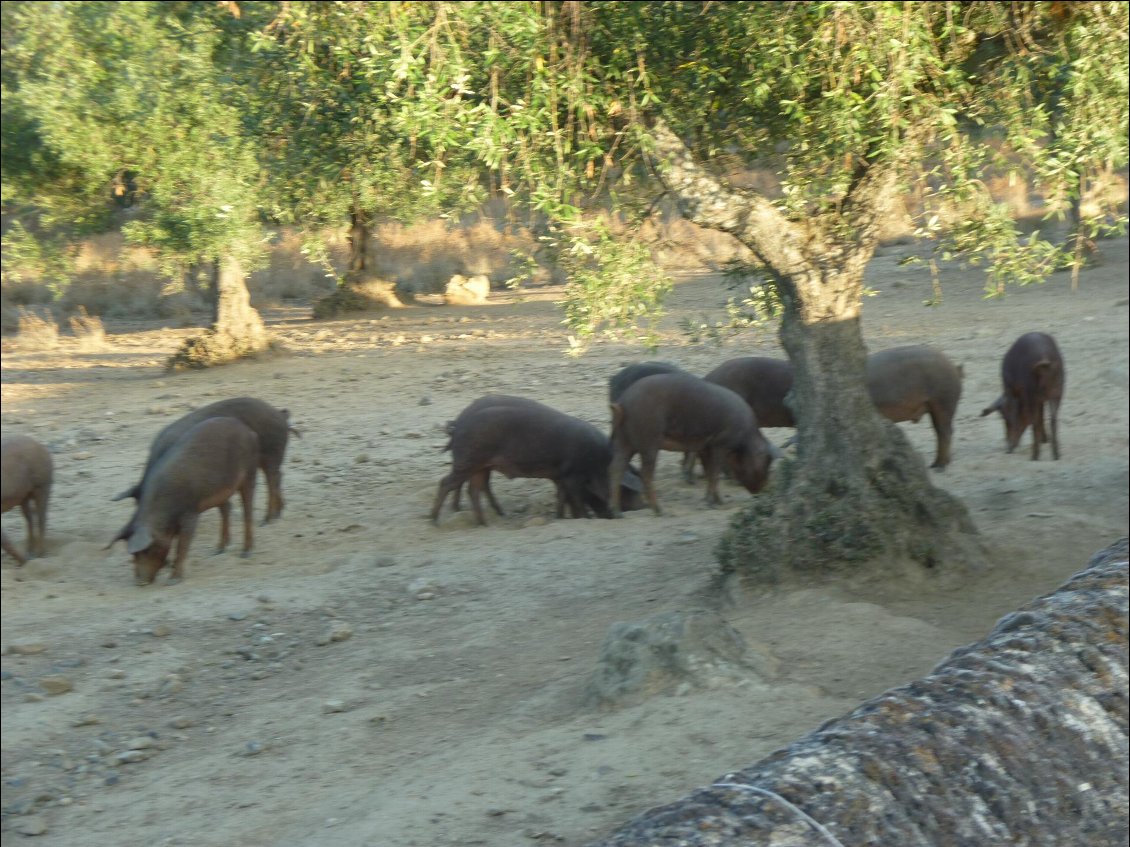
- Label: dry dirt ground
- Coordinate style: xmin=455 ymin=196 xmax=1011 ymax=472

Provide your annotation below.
xmin=2 ymin=237 xmax=1128 ymax=847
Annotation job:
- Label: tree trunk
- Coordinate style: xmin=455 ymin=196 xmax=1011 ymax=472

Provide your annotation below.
xmin=347 ymin=205 xmax=370 ymax=276
xmin=648 ymin=119 xmax=980 ymax=580
xmin=168 ymin=256 xmax=271 ymax=370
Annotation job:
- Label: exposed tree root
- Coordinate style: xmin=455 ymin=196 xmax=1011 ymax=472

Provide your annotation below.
xmin=717 ymin=426 xmax=983 ymax=584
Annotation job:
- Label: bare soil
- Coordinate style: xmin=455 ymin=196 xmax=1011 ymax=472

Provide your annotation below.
xmin=2 ymin=238 xmax=1128 ymax=847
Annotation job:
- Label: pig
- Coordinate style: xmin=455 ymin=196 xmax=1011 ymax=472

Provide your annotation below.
xmin=693 ymin=346 xmax=962 ymax=469
xmin=702 ymin=356 xmax=796 ymax=428
xmin=609 ymin=372 xmax=774 ymax=516
xmin=608 ymin=361 xmax=686 ymax=403
xmin=441 ymin=395 xmax=645 ymax=517
xmin=980 ymin=332 xmax=1064 ymax=460
xmin=431 ymin=399 xmax=643 ymax=526
xmin=114 ymin=396 xmax=294 ymax=523
xmin=108 ymin=417 xmax=258 ymax=585
xmin=867 ymin=345 xmax=964 ymax=469
xmin=1 ymin=435 xmax=53 ymax=565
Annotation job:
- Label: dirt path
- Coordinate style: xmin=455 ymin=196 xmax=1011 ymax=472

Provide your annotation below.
xmin=2 ymin=238 xmax=1128 ymax=846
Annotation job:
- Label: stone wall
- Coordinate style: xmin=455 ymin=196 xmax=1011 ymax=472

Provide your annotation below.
xmin=590 ymin=538 xmax=1129 ymax=847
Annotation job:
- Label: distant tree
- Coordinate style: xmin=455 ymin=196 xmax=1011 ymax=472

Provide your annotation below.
xmin=241 ymin=2 xmax=497 ymax=303
xmin=1 ymin=0 xmax=271 ymax=367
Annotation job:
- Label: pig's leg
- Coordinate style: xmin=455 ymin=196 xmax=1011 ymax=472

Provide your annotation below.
xmin=700 ymin=450 xmax=723 ymax=507
xmin=483 ymin=472 xmax=505 ymax=516
xmin=34 ymin=484 xmax=49 ymax=556
xmin=239 ymin=477 xmax=255 ymax=557
xmin=1039 ymin=399 xmax=1057 ymax=460
xmin=927 ymin=403 xmax=953 ymax=469
xmin=429 ymin=478 xmax=461 ymax=524
xmin=216 ymin=501 xmax=232 ymax=554
xmin=467 ymin=470 xmax=490 ymax=526
xmin=2 ymin=529 xmax=25 ymax=565
xmin=608 ymin=445 xmax=635 ymax=518
xmin=263 ymin=463 xmax=284 ymax=524
xmin=639 ymin=449 xmax=661 ymax=515
xmin=169 ymin=514 xmax=199 ymax=584
xmin=1031 ymin=402 xmax=1045 ymax=461
xmin=19 ymin=501 xmax=36 ymax=559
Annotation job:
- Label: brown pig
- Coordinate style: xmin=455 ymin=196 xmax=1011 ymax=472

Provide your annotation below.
xmin=867 ymin=345 xmax=964 ymax=469
xmin=981 ymin=332 xmax=1064 ymax=460
xmin=109 ymin=417 xmax=258 ymax=585
xmin=608 ymin=361 xmax=686 ymax=403
xmin=114 ymin=396 xmax=294 ymax=523
xmin=609 ymin=372 xmax=774 ymax=516
xmin=432 ymin=399 xmax=643 ymax=526
xmin=696 ymin=346 xmax=962 ymax=469
xmin=1 ymin=435 xmax=53 ymax=564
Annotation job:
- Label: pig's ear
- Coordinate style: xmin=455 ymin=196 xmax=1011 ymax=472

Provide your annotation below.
xmin=105 ymin=521 xmax=133 ymax=550
xmin=127 ymin=526 xmax=153 ymax=555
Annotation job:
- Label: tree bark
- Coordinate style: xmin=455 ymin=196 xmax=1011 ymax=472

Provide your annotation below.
xmin=168 ymin=256 xmax=271 ymax=370
xmin=589 ymin=539 xmax=1130 ymax=847
xmin=347 ymin=204 xmax=370 ymax=276
xmin=648 ymin=120 xmax=980 ymax=578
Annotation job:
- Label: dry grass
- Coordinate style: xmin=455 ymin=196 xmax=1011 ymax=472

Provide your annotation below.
xmin=15 ymin=307 xmax=59 ymax=350
xmin=68 ymin=306 xmax=107 ymax=351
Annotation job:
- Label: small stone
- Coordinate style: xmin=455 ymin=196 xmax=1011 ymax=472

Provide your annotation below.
xmin=40 ymin=676 xmax=74 ymax=696
xmin=169 ymin=716 xmax=194 ymax=729
xmin=322 ymin=699 xmax=349 ymax=714
xmin=417 ymin=395 xmax=432 ymax=406
xmin=127 ymin=736 xmax=156 ymax=750
xmin=375 ymin=556 xmax=397 ymax=568
xmin=228 ymin=612 xmax=248 ymax=621
xmin=243 ymin=741 xmax=264 ymax=756
xmin=151 ymin=625 xmax=172 ymax=638
xmin=316 ymin=622 xmax=353 ymax=646
xmin=72 ymin=714 xmax=101 ymax=727
xmin=9 ymin=642 xmax=48 ymax=655
xmin=355 ymin=453 xmax=370 ymax=464
xmin=115 ymin=749 xmax=152 ymax=764
xmin=73 ymin=451 xmax=94 ymax=460
xmin=16 ymin=815 xmax=48 ymax=836
xmin=109 ymin=669 xmax=126 ymax=679
xmin=523 ymin=516 xmax=548 ymax=528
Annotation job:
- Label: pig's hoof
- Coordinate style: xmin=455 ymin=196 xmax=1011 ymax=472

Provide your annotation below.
xmin=166 ymin=577 xmax=182 ymax=586
xmin=213 ymin=546 xmax=226 ymax=556
xmin=239 ymin=550 xmax=252 ymax=560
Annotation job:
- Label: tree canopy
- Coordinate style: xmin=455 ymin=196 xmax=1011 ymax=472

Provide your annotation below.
xmin=2 ymin=1 xmax=1127 ymax=566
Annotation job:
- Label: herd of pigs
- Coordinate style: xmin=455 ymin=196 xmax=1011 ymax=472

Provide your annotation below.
xmin=1 ymin=330 xmax=1065 ymax=585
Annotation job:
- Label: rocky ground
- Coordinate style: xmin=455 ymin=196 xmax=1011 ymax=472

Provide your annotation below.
xmin=2 ymin=237 xmax=1128 ymax=846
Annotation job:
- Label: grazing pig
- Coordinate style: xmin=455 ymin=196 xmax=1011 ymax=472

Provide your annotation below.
xmin=981 ymin=332 xmax=1064 ymax=460
xmin=432 ymin=399 xmax=642 ymax=526
xmin=702 ymin=356 xmax=796 ymax=428
xmin=1 ymin=435 xmax=53 ymax=565
xmin=114 ymin=396 xmax=294 ymax=523
xmin=109 ymin=417 xmax=258 ymax=585
xmin=695 ymin=346 xmax=962 ymax=469
xmin=609 ymin=372 xmax=774 ymax=516
xmin=867 ymin=345 xmax=964 ymax=469
xmin=608 ymin=361 xmax=686 ymax=403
